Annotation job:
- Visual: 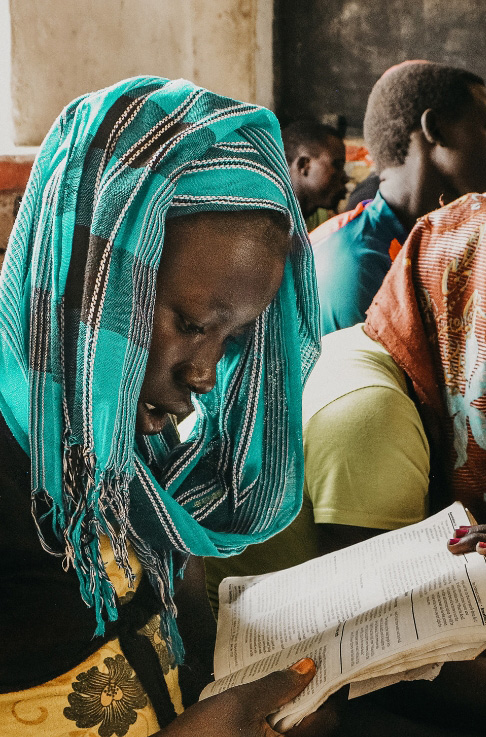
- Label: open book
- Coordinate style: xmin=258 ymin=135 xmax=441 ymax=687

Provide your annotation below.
xmin=200 ymin=502 xmax=486 ymax=731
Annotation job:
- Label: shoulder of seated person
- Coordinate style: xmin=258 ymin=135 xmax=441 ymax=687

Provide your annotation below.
xmin=310 ymin=199 xmax=375 ymax=247
xmin=313 ymin=324 xmax=395 ymax=373
xmin=303 ymin=325 xmax=404 ymax=422
xmin=305 ymin=384 xmax=411 ymax=430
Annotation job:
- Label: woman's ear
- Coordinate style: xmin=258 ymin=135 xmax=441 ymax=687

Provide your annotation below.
xmin=421 ymin=108 xmax=444 ymax=146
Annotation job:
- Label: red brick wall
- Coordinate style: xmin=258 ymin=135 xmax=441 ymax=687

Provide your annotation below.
xmin=0 ymin=155 xmax=34 ymax=269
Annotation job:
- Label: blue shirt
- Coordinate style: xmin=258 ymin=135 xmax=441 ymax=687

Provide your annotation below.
xmin=311 ymin=191 xmax=408 ymax=335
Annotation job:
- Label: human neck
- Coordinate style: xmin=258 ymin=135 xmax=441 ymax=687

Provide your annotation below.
xmin=378 ymin=140 xmax=457 ymax=232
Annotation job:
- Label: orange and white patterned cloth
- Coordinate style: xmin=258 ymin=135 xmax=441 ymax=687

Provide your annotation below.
xmin=365 ymin=193 xmax=486 ymax=521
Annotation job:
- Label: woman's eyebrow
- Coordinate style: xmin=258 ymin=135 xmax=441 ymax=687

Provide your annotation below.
xmin=206 ymin=297 xmax=260 ymax=331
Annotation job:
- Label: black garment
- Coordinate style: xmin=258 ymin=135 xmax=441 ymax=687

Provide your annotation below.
xmin=0 ymin=410 xmax=198 ymax=727
xmin=0 ymin=410 xmax=114 ymax=691
xmin=0 ymin=410 xmax=164 ymax=690
xmin=345 ymin=173 xmax=380 ymax=211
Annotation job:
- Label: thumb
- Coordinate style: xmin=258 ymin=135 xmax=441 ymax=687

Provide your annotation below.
xmin=241 ymin=658 xmax=316 ymax=718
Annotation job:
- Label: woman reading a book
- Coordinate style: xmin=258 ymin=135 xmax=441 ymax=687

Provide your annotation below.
xmin=0 ymin=77 xmax=326 ymax=737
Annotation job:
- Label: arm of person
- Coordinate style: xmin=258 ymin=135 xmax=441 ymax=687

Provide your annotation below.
xmin=366 ymin=653 xmax=486 ymax=731
xmin=315 ymin=520 xmax=384 ymax=556
xmin=305 ymin=387 xmax=486 ymax=729
xmin=362 ymin=521 xmax=486 ymax=728
xmin=172 ymin=561 xmax=341 ymax=735
xmin=303 ymin=384 xmax=430 ymax=556
xmin=337 ymin=685 xmax=480 ymax=737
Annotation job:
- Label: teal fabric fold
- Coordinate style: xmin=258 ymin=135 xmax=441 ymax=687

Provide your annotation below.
xmin=0 ymin=76 xmax=320 ymax=660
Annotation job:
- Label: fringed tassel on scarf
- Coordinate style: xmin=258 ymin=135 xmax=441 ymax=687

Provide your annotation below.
xmin=128 ymin=533 xmax=187 ymax=666
xmin=59 ymin=441 xmax=185 ymax=656
xmin=60 ymin=443 xmax=136 ymax=635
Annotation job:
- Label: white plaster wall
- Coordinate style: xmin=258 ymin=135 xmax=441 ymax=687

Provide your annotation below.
xmin=9 ymin=0 xmax=274 ymax=146
xmin=0 ymin=0 xmax=13 ymax=149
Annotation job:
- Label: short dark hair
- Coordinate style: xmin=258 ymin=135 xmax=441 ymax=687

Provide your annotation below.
xmin=364 ymin=62 xmax=485 ymax=172
xmin=281 ymin=120 xmax=343 ymax=165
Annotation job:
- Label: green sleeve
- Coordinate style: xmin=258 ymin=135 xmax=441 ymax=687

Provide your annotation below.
xmin=304 ymin=385 xmax=430 ymax=530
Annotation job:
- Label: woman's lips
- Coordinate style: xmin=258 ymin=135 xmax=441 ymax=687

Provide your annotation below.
xmin=136 ymin=401 xmax=171 ymax=435
xmin=136 ymin=399 xmax=194 ymax=435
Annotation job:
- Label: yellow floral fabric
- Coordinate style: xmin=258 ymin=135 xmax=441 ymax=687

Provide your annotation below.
xmin=0 ymin=539 xmax=183 ymax=736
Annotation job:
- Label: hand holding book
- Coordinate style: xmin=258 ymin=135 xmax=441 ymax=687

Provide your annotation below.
xmin=201 ymin=503 xmax=486 ymax=731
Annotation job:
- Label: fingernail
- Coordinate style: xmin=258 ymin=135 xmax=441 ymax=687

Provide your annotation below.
xmin=449 ymin=538 xmax=460 ymax=545
xmin=290 ymin=658 xmax=314 ymax=675
xmin=458 ymin=526 xmax=471 ymax=530
xmin=478 ymin=542 xmax=486 ymax=549
xmin=455 ymin=529 xmax=469 ymax=538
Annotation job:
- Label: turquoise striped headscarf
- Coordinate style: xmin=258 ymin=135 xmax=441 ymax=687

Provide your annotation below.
xmin=0 ymin=77 xmax=320 ymax=660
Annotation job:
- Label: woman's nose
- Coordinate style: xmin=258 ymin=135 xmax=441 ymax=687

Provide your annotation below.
xmin=179 ymin=350 xmax=219 ymax=395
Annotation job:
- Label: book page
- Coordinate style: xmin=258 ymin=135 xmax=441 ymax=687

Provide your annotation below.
xmin=348 ymin=662 xmax=443 ymax=699
xmin=200 ymin=503 xmax=486 ymax=730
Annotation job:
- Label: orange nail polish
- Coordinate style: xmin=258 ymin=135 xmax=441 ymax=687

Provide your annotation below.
xmin=290 ymin=658 xmax=314 ymax=675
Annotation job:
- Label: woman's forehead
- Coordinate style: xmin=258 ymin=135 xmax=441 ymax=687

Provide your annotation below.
xmin=158 ymin=213 xmax=287 ymax=320
xmin=162 ymin=221 xmax=285 ymax=286
xmin=163 ymin=210 xmax=289 ymax=260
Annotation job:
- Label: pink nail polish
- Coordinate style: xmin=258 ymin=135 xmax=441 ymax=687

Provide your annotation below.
xmin=449 ymin=538 xmax=460 ymax=545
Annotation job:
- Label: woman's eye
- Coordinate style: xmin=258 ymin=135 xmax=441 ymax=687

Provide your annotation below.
xmin=224 ymin=334 xmax=240 ymax=346
xmin=225 ymin=323 xmax=254 ymax=346
xmin=178 ymin=315 xmax=204 ymax=335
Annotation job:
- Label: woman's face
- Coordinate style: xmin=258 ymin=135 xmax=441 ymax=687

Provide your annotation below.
xmin=136 ymin=211 xmax=289 ymax=434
